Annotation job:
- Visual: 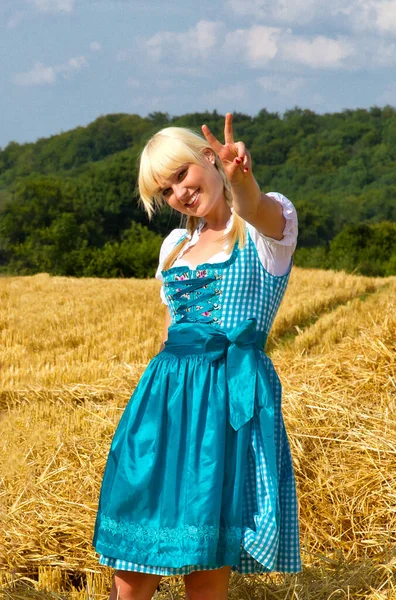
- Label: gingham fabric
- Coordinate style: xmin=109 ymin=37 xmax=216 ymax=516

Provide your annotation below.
xmin=98 ymin=226 xmax=301 ymax=575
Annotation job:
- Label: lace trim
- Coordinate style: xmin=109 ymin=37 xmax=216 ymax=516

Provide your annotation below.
xmin=97 ymin=514 xmax=241 ymax=546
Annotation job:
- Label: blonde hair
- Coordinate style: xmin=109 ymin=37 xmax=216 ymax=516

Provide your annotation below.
xmin=138 ymin=126 xmax=246 ymax=271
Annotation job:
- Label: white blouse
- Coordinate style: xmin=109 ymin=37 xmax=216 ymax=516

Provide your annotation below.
xmin=155 ymin=192 xmax=298 ymax=306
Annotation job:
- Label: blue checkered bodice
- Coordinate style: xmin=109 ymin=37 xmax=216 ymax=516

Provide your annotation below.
xmin=161 ymin=230 xmax=291 ymax=346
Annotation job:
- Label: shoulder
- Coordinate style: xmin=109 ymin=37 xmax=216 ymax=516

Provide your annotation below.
xmin=159 ymin=228 xmax=188 ymax=262
xmin=264 ymin=192 xmax=298 ymax=233
xmin=246 ymin=192 xmax=298 ymax=247
xmin=155 ymin=228 xmax=187 ymax=282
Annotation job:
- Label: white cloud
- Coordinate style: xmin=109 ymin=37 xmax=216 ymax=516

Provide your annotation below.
xmin=362 ymin=39 xmax=396 ymax=66
xmin=13 ymin=56 xmax=88 ymax=86
xmin=224 ymin=26 xmax=280 ymax=66
xmin=225 ymin=0 xmax=338 ymax=24
xmin=145 ymin=22 xmax=280 ymax=68
xmin=13 ymin=62 xmax=56 ymax=85
xmin=226 ymin=0 xmax=396 ymax=34
xmin=372 ymin=0 xmax=396 ymax=32
xmin=146 ymin=20 xmax=222 ymax=61
xmin=192 ymin=20 xmax=220 ymax=56
xmin=139 ymin=19 xmax=396 ymax=74
xmin=28 ymin=0 xmax=75 ymax=12
xmin=58 ymin=56 xmax=88 ymax=79
xmin=337 ymin=1 xmax=383 ymax=31
xmin=225 ymin=27 xmax=353 ymax=70
xmin=89 ymin=41 xmax=102 ymax=52
xmin=142 ymin=22 xmax=356 ymax=71
xmin=247 ymin=27 xmax=279 ymax=62
xmin=227 ymin=0 xmax=323 ymax=25
xmin=343 ymin=0 xmax=396 ymax=33
xmin=332 ymin=0 xmax=396 ymax=32
xmin=281 ymin=35 xmax=355 ymax=68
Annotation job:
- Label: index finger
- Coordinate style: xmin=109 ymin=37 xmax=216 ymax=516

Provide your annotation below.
xmin=224 ymin=112 xmax=234 ymax=145
xmin=201 ymin=123 xmax=223 ymax=154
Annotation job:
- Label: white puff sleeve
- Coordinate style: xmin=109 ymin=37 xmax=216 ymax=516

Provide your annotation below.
xmin=245 ymin=192 xmax=298 ymax=277
xmin=155 ymin=228 xmax=187 ymax=305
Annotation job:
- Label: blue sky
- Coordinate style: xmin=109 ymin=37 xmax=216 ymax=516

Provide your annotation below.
xmin=2 ymin=0 xmax=396 ymax=148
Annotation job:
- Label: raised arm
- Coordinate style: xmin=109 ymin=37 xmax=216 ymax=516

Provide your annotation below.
xmin=202 ymin=113 xmax=285 ymax=240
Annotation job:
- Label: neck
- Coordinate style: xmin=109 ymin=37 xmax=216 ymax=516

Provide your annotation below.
xmin=202 ymin=200 xmax=232 ymax=231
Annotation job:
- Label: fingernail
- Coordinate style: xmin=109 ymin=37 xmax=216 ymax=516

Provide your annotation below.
xmin=235 ymin=158 xmax=241 ymax=164
xmin=244 ymin=167 xmax=249 ymax=172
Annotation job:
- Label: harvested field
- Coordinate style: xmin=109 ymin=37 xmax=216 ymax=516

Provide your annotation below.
xmin=0 ymin=267 xmax=395 ymax=599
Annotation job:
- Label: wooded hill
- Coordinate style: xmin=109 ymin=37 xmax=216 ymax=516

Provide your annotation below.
xmin=1 ymin=107 xmax=395 ymax=277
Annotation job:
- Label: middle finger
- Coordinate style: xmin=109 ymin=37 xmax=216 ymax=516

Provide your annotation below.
xmin=224 ymin=113 xmax=234 ymax=145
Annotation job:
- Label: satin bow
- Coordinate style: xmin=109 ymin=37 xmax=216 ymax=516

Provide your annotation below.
xmin=203 ymin=318 xmax=271 ymax=431
xmin=164 ymin=318 xmax=273 ymax=432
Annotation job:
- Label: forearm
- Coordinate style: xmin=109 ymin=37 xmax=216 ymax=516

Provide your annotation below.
xmin=230 ymin=172 xmax=285 ymax=240
xmin=230 ymin=171 xmax=261 ymax=221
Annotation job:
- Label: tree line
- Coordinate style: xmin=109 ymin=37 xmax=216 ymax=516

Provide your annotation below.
xmin=0 ymin=107 xmax=395 ymax=277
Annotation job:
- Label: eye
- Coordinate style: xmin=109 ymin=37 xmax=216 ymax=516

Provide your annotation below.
xmin=178 ymin=167 xmax=188 ymax=180
xmin=161 ymin=167 xmax=188 ymax=200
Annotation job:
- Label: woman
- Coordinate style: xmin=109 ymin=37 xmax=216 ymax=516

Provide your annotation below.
xmin=92 ymin=113 xmax=301 ymax=600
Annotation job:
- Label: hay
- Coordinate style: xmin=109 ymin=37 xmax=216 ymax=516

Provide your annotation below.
xmin=1 ymin=270 xmax=395 ymax=598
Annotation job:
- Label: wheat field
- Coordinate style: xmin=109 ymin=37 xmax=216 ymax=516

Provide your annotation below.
xmin=0 ymin=267 xmax=395 ymax=599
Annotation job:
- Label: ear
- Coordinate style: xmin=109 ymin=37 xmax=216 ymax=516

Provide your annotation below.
xmin=203 ymin=148 xmax=216 ymax=164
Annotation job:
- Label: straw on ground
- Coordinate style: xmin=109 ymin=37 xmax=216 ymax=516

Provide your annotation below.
xmin=1 ymin=268 xmax=395 ymax=599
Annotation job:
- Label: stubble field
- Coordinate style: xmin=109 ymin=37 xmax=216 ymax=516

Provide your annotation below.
xmin=0 ymin=267 xmax=395 ymax=599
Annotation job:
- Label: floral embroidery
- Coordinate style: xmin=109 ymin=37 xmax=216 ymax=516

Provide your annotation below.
xmin=96 ymin=514 xmax=241 ymax=556
xmin=174 ymin=272 xmax=189 ymax=281
xmin=175 ymin=286 xmax=191 ymax=300
xmin=197 ymin=269 xmax=208 ymax=278
xmin=163 ymin=258 xmax=228 ymax=325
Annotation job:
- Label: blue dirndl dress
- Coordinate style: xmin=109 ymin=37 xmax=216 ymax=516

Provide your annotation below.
xmin=92 ymin=230 xmax=301 ymax=575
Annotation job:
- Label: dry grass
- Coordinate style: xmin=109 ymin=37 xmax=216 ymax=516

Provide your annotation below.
xmin=0 ymin=267 xmax=395 ymax=599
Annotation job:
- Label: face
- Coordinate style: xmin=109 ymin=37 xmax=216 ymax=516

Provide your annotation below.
xmin=157 ymin=153 xmax=226 ymax=219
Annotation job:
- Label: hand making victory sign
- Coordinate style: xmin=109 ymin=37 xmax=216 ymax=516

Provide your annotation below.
xmin=201 ymin=113 xmax=251 ymax=187
xmin=202 ymin=112 xmax=286 ymax=241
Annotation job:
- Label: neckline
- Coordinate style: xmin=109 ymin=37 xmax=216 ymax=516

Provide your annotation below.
xmin=162 ymin=240 xmax=239 ymax=275
xmin=174 ymin=248 xmax=231 ymax=270
xmin=174 ymin=208 xmax=234 ymax=267
xmin=194 ymin=208 xmax=234 ymax=236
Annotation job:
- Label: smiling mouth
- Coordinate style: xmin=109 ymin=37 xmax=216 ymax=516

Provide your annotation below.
xmin=185 ymin=189 xmax=200 ymax=207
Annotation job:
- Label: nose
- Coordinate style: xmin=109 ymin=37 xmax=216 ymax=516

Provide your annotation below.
xmin=173 ymin=183 xmax=187 ymax=202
